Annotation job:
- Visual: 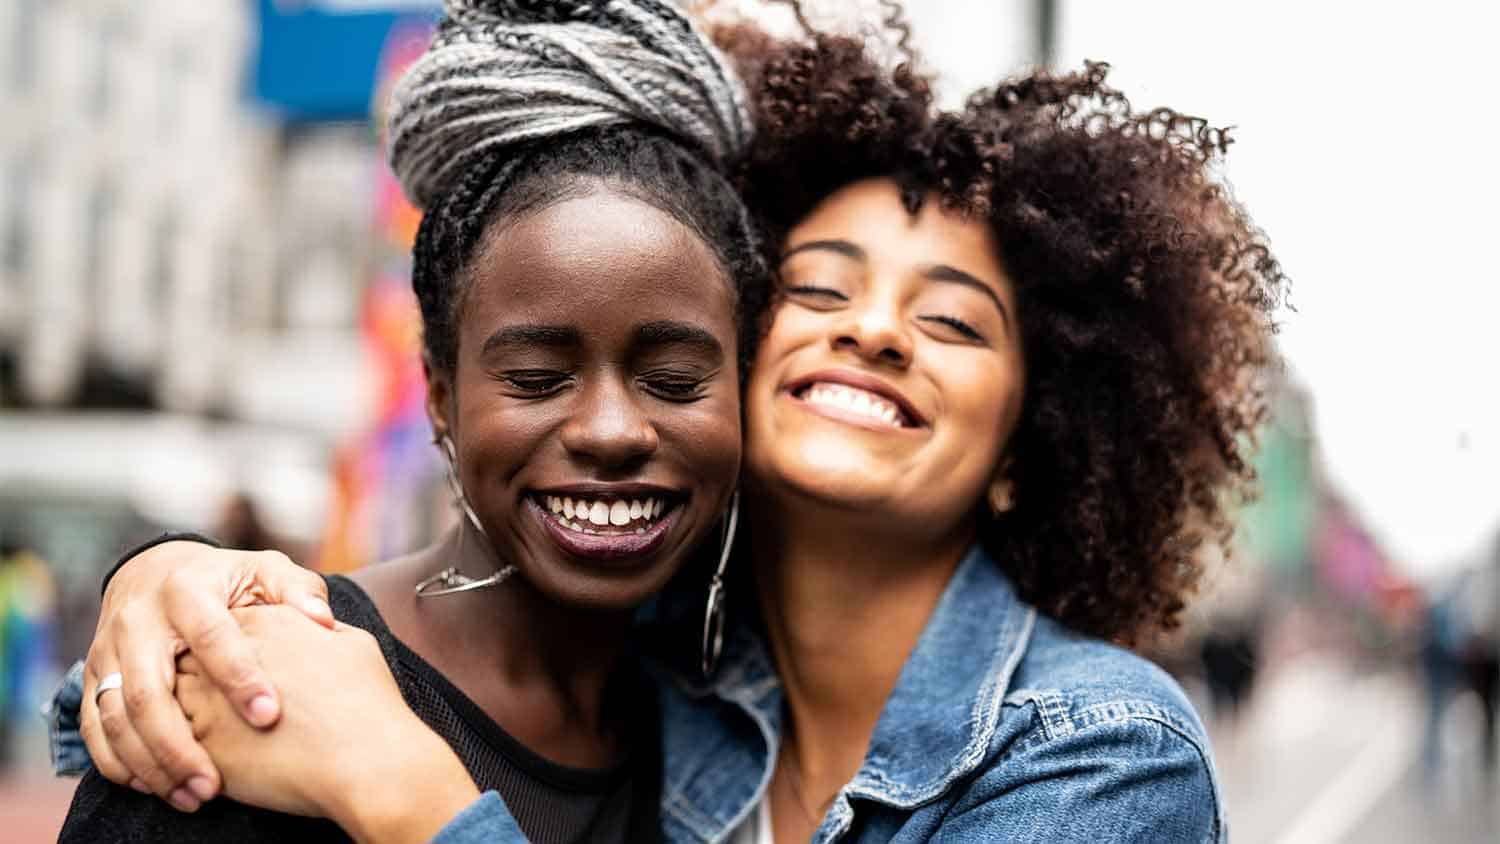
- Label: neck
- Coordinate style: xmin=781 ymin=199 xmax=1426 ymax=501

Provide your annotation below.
xmin=362 ymin=521 xmax=637 ymax=760
xmin=749 ymin=491 xmax=973 ymax=796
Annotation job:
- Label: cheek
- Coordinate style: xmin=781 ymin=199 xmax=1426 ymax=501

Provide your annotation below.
xmin=943 ymin=353 xmax=1025 ymax=455
xmin=747 ymin=306 xmax=813 ymax=413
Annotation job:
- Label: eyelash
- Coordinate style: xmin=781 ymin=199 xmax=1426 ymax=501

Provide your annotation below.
xmin=639 ymin=371 xmax=709 ymax=401
xmin=785 ymin=284 xmax=848 ymax=301
xmin=501 ymin=370 xmax=709 ymax=403
xmin=789 ymin=285 xmax=985 ymax=343
xmin=501 ymin=371 xmax=571 ymax=395
xmin=920 ymin=314 xmax=985 ymax=342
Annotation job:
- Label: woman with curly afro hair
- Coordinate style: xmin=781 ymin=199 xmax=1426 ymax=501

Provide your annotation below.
xmin=56 ymin=9 xmax=1281 ymax=844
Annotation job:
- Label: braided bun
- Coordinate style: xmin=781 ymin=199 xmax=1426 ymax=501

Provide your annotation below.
xmin=388 ymin=0 xmax=752 ymax=209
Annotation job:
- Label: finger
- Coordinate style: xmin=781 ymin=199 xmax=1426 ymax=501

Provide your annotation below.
xmin=251 ymin=551 xmax=333 ymax=628
xmin=96 ymin=679 xmax=180 ymax=800
xmin=115 ymin=614 xmax=222 ymax=804
xmin=162 ymin=569 xmax=281 ymax=728
xmin=80 ymin=662 xmax=134 ymax=787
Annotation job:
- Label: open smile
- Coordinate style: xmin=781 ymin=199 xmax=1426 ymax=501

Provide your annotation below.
xmin=526 ymin=488 xmax=684 ymax=563
xmin=784 ymin=370 xmax=927 ymax=432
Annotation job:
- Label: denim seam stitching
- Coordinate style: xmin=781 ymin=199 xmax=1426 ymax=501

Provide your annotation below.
xmin=995 ymin=706 xmax=1225 ymax=842
xmin=844 ymin=606 xmax=1037 ymax=807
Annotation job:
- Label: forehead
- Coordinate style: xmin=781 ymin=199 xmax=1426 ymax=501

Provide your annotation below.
xmin=787 ymin=178 xmax=1004 ymax=281
xmin=463 ymin=189 xmax=736 ymax=333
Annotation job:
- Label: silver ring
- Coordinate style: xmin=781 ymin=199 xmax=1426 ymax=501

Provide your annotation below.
xmin=94 ymin=671 xmax=124 ymax=705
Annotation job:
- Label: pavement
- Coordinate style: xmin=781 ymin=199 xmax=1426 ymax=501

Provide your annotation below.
xmin=1213 ymin=654 xmax=1497 ymax=843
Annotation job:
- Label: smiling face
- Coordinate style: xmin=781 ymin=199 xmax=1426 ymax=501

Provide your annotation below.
xmin=429 ymin=185 xmax=742 ymax=610
xmin=745 ymin=177 xmax=1024 ymax=543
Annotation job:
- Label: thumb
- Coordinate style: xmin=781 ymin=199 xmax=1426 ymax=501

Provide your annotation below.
xmin=253 ymin=551 xmax=334 ymax=629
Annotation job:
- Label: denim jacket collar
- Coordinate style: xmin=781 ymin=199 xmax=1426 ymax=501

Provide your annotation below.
xmin=657 ymin=545 xmax=1037 ymax=840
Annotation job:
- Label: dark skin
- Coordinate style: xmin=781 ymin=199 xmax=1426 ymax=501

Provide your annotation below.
xmin=145 ymin=183 xmax=743 ymax=843
xmin=358 ymin=183 xmax=742 ymax=768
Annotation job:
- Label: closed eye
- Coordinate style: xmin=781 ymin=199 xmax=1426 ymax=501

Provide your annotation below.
xmin=499 ymin=370 xmax=572 ymax=396
xmin=639 ymin=369 xmax=711 ymax=402
xmin=919 ymin=314 xmax=986 ymax=343
xmin=785 ymin=284 xmax=849 ymax=302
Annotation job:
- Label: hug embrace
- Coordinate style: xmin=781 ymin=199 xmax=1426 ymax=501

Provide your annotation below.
xmin=55 ymin=1 xmax=1283 ymax=842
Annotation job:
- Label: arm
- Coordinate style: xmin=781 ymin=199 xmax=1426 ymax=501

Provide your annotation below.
xmin=174 ymin=605 xmax=520 ymax=844
xmin=930 ymin=709 xmax=1223 ymax=843
xmin=80 ymin=538 xmax=334 ymax=809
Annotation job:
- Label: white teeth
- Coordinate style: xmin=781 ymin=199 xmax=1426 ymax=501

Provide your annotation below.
xmin=609 ymin=500 xmax=630 ymax=526
xmin=543 ymin=495 xmax=670 ymax=532
xmin=804 ymin=383 xmax=903 ymax=427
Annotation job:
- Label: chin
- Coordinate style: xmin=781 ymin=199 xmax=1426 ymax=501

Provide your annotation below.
xmin=531 ymin=569 xmax=676 ymax=613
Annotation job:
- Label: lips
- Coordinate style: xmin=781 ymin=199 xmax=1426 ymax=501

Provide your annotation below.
xmin=784 ymin=369 xmax=927 ymax=429
xmin=527 ymin=486 xmax=683 ymax=563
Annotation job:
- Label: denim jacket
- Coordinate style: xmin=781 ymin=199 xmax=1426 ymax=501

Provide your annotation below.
xmin=53 ymin=546 xmax=1225 ymax=842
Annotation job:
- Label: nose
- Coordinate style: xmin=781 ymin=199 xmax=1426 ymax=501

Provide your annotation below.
xmin=830 ymin=295 xmax=912 ymax=368
xmin=558 ymin=375 xmax=660 ymax=469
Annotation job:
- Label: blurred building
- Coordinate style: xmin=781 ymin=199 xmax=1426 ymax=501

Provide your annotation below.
xmin=0 ymin=3 xmax=450 ymax=571
xmin=0 ymin=0 xmax=416 ymax=431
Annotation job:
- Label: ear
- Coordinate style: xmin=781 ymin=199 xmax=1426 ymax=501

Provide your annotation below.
xmin=986 ymin=456 xmax=1016 ymax=516
xmin=423 ymin=352 xmax=454 ymax=444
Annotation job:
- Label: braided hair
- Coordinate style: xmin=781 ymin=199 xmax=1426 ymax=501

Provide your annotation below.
xmin=388 ymin=0 xmax=765 ymax=376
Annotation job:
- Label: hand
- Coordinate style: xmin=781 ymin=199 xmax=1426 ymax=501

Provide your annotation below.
xmin=177 ymin=606 xmax=480 ymax=844
xmin=81 ymin=541 xmax=335 ymax=811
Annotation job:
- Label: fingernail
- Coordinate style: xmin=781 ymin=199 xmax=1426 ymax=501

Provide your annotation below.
xmin=187 ymin=776 xmax=215 ymax=801
xmin=246 ymin=693 xmax=278 ymax=727
xmin=302 ymin=597 xmax=331 ymax=620
xmin=169 ymin=788 xmax=201 ymax=812
xmin=129 ymin=778 xmax=150 ymax=794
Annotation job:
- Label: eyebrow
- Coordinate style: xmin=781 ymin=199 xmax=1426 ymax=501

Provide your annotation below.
xmin=923 ymin=264 xmax=1010 ymax=327
xmin=481 ymin=324 xmax=581 ymax=356
xmin=781 ymin=238 xmax=1011 ymax=326
xmin=781 ymin=239 xmax=865 ymax=263
xmin=633 ymin=320 xmax=724 ymax=359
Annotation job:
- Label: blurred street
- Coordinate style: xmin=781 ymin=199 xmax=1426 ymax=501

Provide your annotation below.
xmin=1214 ymin=655 xmax=1497 ymax=843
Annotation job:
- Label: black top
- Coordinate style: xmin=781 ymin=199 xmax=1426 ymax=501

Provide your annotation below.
xmin=60 ymin=575 xmax=662 ymax=844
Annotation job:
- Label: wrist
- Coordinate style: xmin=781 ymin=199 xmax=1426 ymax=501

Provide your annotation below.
xmin=333 ymin=730 xmax=479 ymax=844
xmin=104 ymin=534 xmax=220 ymax=596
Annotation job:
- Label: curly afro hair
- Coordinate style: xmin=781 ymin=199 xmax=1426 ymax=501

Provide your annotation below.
xmin=719 ymin=32 xmax=1285 ymax=646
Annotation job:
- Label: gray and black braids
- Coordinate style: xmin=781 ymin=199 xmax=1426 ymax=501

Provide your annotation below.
xmin=396 ymin=0 xmax=766 ymax=377
xmin=390 ymin=0 xmax=752 ymax=210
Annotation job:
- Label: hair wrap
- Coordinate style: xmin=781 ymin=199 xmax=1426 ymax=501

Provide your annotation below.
xmin=388 ymin=0 xmax=753 ymax=210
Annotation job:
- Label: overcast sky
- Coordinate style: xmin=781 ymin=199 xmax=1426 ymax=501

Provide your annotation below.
xmin=1048 ymin=1 xmax=1500 ymax=578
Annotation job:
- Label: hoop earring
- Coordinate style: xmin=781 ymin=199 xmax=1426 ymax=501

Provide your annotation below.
xmin=415 ymin=434 xmax=519 ymax=598
xmin=702 ymin=490 xmax=739 ymax=677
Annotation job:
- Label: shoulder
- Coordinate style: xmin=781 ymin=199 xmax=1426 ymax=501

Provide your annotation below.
xmin=60 ymin=768 xmax=342 ymax=843
xmin=1003 ymin=613 xmax=1208 ymax=744
xmin=945 ymin=615 xmax=1224 ymax=842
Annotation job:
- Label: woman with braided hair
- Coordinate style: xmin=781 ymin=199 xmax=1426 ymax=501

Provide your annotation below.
xmin=58 ymin=3 xmax=1284 ymax=842
xmin=61 ymin=1 xmax=761 ymax=842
